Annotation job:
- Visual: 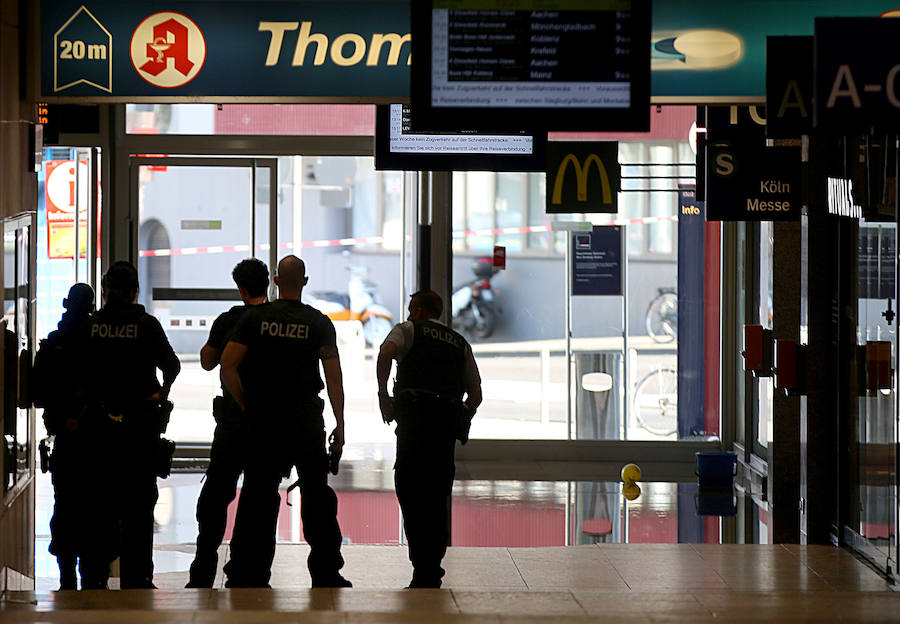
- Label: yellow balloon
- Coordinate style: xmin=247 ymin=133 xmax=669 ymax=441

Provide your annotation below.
xmin=622 ymin=482 xmax=642 ymax=501
xmin=621 ymin=463 xmax=642 ymax=483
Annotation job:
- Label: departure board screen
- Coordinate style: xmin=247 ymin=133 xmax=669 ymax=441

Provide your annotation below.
xmin=375 ymin=104 xmax=546 ymax=171
xmin=411 ymin=0 xmax=650 ymax=132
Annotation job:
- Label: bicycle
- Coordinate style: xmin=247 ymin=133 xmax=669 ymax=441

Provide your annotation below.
xmin=632 ymin=366 xmax=678 ymax=436
xmin=645 ymin=287 xmax=677 ymax=343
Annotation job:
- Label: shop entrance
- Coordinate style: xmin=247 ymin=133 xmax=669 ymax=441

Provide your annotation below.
xmin=131 ymin=157 xmax=277 ymax=447
xmin=127 ymin=152 xmax=412 ymax=461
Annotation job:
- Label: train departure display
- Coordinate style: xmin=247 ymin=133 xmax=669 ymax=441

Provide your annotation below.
xmin=411 ymin=0 xmax=650 ymax=132
xmin=374 ymin=104 xmax=546 ymax=171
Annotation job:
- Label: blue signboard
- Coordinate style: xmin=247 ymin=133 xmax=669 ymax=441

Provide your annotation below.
xmin=676 ymin=186 xmax=705 ymax=438
xmin=41 ymin=1 xmax=411 ymax=100
xmin=572 ymin=226 xmax=622 ymax=297
xmin=40 ymin=0 xmax=900 ymax=102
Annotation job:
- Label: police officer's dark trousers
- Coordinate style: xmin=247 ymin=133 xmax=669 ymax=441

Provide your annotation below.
xmin=48 ymin=429 xmax=85 ymax=589
xmin=107 ymin=405 xmax=159 ymax=589
xmin=394 ymin=395 xmax=457 ymax=588
xmin=224 ymin=403 xmax=344 ymax=587
xmin=188 ymin=406 xmax=247 ymax=587
xmin=77 ymin=418 xmax=119 ymax=589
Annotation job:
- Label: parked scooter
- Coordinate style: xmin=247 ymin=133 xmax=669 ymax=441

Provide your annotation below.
xmin=451 ymin=256 xmax=501 ymax=340
xmin=306 ymin=264 xmax=394 ymax=346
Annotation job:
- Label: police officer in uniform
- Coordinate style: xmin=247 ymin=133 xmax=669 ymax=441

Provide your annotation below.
xmin=87 ymin=261 xmax=180 ymax=589
xmin=33 ymin=283 xmax=94 ymax=589
xmin=186 ymin=258 xmax=268 ymax=588
xmin=377 ymin=289 xmax=482 ymax=588
xmin=220 ymin=255 xmax=350 ymax=588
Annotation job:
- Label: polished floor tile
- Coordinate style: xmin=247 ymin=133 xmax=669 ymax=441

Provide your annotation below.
xmin=6 ymin=544 xmax=900 ymax=623
xmin=451 ymin=590 xmax=586 ymax=616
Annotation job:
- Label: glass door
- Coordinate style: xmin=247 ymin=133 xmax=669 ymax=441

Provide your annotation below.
xmin=3 ymin=212 xmax=37 ymax=500
xmin=37 ymin=148 xmax=101 ymax=341
xmin=131 ymin=157 xmax=276 ymax=446
xmin=852 ymin=222 xmax=897 ymax=574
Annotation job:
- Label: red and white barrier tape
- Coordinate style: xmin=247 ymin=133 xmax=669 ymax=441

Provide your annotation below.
xmin=138 ymin=215 xmax=676 ymax=258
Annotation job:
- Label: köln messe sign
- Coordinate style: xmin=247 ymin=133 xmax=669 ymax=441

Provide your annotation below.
xmin=40 ymin=1 xmax=411 ymax=100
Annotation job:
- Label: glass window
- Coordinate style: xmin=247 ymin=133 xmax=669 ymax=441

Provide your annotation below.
xmin=495 ymin=173 xmax=525 ymax=253
xmin=380 ymin=171 xmax=404 ymax=250
xmin=465 ymin=172 xmax=496 ymax=253
xmin=757 ymin=221 xmax=774 ymax=449
xmin=854 ymin=222 xmax=897 ymax=569
xmin=126 ymin=104 xmax=375 ymax=136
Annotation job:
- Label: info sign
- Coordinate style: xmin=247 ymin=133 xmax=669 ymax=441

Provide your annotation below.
xmin=705 ymin=131 xmax=801 ymax=222
xmin=815 ymin=18 xmax=900 ymax=132
xmin=45 ymin=159 xmax=89 ymax=259
xmin=571 ymin=226 xmax=622 ymax=297
xmin=546 ymin=142 xmax=619 ymax=214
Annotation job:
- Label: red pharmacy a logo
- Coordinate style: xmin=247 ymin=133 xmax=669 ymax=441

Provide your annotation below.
xmin=130 ymin=12 xmax=206 ymax=88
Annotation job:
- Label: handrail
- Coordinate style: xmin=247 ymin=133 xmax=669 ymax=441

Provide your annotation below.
xmin=470 ymin=335 xmax=677 ymax=355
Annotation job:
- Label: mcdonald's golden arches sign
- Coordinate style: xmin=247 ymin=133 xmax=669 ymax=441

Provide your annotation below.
xmin=546 ymin=142 xmax=620 ymax=214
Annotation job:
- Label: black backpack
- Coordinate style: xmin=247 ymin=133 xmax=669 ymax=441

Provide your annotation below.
xmin=32 ymin=332 xmax=81 ymax=410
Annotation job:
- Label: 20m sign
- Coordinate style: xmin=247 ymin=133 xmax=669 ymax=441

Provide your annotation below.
xmin=54 ymin=6 xmax=112 ymax=93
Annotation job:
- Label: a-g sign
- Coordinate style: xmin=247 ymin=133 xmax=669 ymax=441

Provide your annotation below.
xmin=546 ymin=142 xmax=619 ymax=214
xmin=815 ymin=17 xmax=900 ymax=132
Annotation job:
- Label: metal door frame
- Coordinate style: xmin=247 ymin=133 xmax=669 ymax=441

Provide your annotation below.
xmin=2 ymin=211 xmax=37 ymax=504
xmin=128 ymin=157 xmax=278 ymax=296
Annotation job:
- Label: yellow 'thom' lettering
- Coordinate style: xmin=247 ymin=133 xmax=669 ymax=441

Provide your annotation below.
xmin=259 ymin=21 xmax=411 ymax=67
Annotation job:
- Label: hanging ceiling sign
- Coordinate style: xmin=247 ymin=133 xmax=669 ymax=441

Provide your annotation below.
xmin=815 ymin=17 xmax=900 ymax=132
xmin=40 ymin=1 xmax=900 ymax=103
xmin=40 ymin=1 xmax=412 ymax=101
xmin=546 ymin=142 xmax=620 ymax=215
xmin=651 ymin=0 xmax=900 ymax=103
xmin=705 ymin=131 xmax=801 ymax=222
xmin=765 ymin=36 xmax=813 ymax=138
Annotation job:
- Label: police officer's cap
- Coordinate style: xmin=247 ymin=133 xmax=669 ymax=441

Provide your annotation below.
xmin=104 ymin=261 xmax=139 ymax=291
xmin=64 ymin=283 xmax=94 ymax=312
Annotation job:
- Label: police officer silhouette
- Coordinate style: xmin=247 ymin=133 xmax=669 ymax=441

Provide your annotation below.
xmin=377 ymin=290 xmax=482 ymax=588
xmin=219 ymin=255 xmax=350 ymax=588
xmin=86 ymin=261 xmax=180 ymax=589
xmin=33 ymin=283 xmax=94 ymax=589
xmin=186 ymin=258 xmax=268 ymax=588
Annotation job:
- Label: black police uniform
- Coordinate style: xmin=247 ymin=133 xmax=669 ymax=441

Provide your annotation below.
xmin=87 ymin=302 xmax=180 ymax=589
xmin=35 ymin=310 xmax=94 ymax=589
xmin=222 ymin=299 xmax=345 ymax=588
xmin=391 ymin=319 xmax=472 ymax=588
xmin=188 ymin=304 xmax=258 ymax=587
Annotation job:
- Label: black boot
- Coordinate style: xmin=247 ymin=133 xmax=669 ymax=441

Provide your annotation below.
xmin=57 ymin=555 xmax=77 ymax=590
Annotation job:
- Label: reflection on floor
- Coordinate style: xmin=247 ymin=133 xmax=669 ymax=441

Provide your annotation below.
xmin=35 ymin=458 xmax=770 ymax=589
xmin=5 ymin=545 xmax=899 ymax=622
xmin=22 ymin=459 xmax=900 ymax=622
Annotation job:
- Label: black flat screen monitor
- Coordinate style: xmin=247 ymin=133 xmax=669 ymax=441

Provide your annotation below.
xmin=375 ymin=104 xmax=547 ymax=171
xmin=411 ymin=0 xmax=651 ymax=132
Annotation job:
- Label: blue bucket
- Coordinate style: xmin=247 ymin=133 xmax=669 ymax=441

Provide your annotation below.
xmin=696 ymin=452 xmax=737 ymax=486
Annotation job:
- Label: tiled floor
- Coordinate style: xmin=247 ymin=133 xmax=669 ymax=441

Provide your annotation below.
xmin=4 ymin=543 xmax=899 ymax=622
